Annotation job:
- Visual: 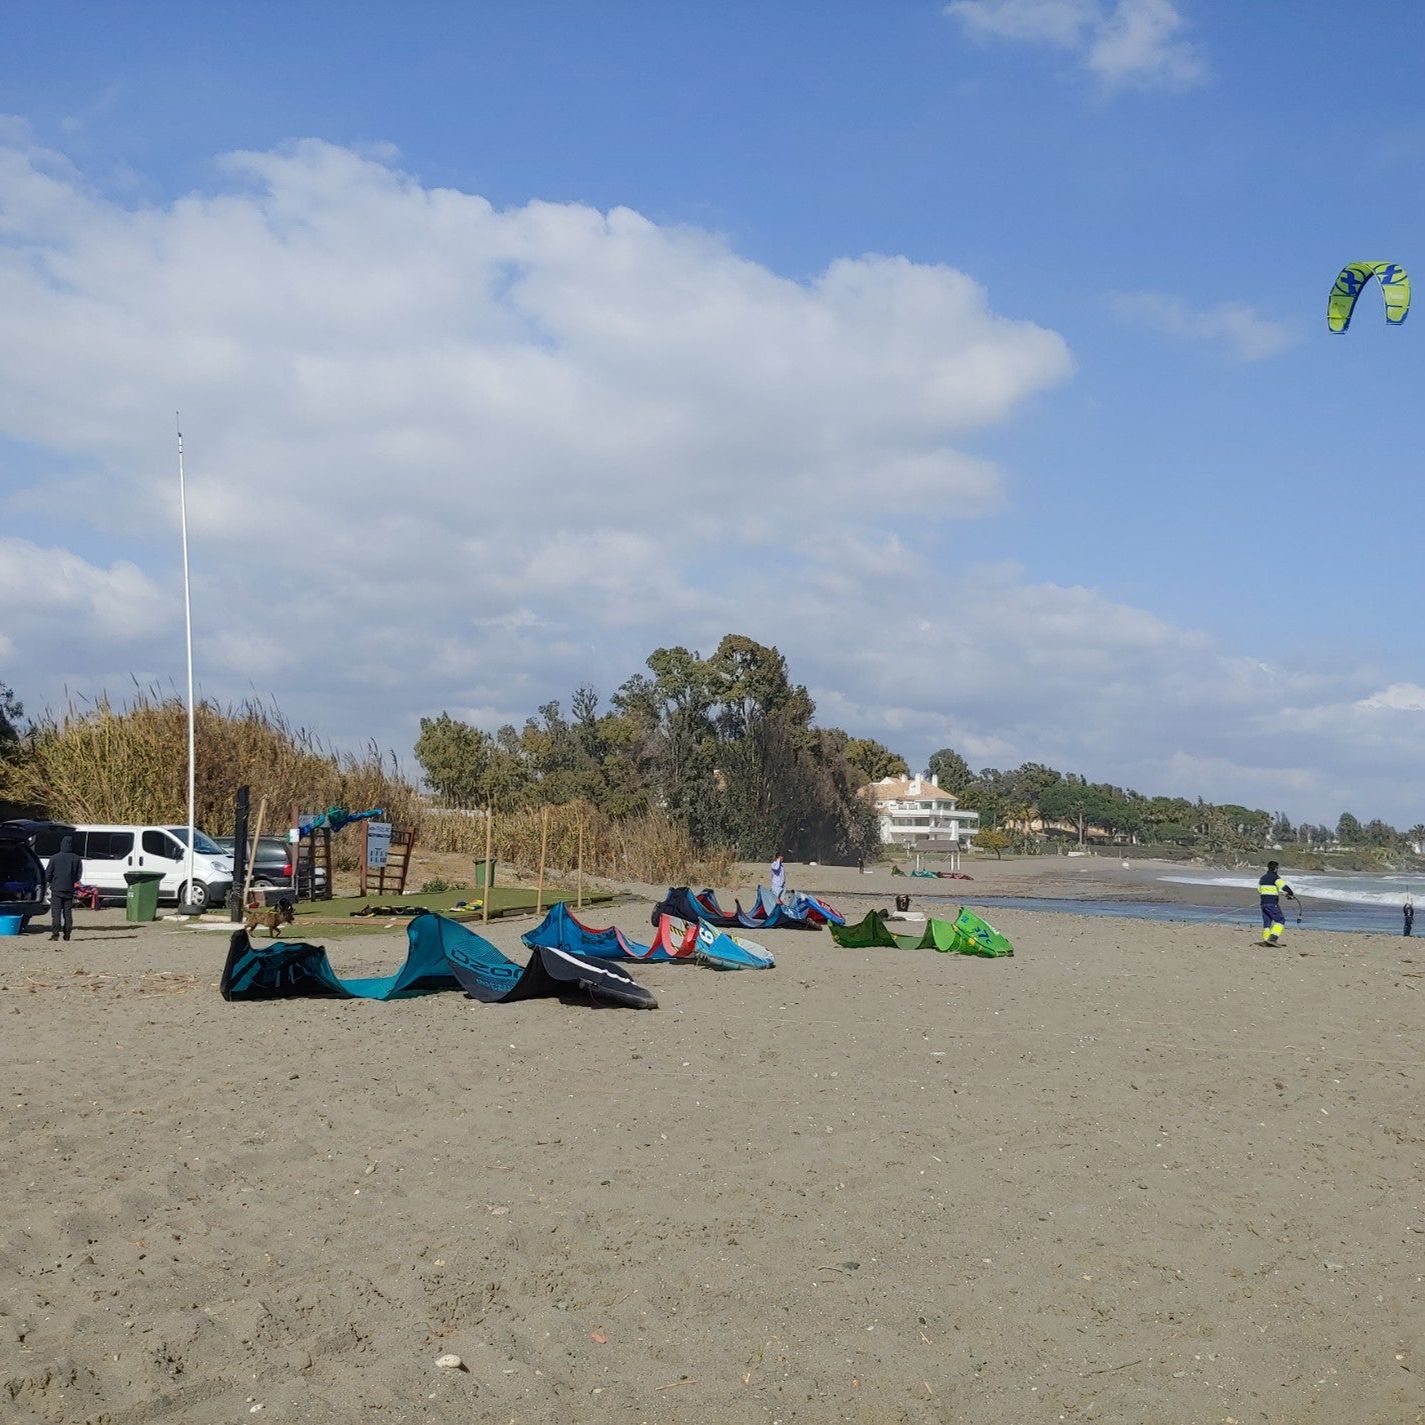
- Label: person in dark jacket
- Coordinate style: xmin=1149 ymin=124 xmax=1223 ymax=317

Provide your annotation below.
xmin=47 ymin=835 xmax=83 ymax=942
xmin=1257 ymin=860 xmax=1296 ymax=945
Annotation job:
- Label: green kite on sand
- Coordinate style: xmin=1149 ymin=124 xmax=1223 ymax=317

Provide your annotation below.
xmin=831 ymin=908 xmax=1013 ymax=957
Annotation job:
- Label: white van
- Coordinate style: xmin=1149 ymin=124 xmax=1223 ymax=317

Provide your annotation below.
xmin=33 ymin=824 xmax=235 ymax=911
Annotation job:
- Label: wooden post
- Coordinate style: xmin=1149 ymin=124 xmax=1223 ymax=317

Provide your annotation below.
xmin=536 ymin=805 xmax=550 ymax=914
xmin=482 ymin=807 xmax=493 ymax=925
xmin=388 ymin=826 xmax=414 ymax=896
xmin=360 ymin=818 xmax=369 ymax=899
xmin=576 ymin=808 xmax=584 ymax=910
xmin=240 ymin=797 xmax=267 ymax=910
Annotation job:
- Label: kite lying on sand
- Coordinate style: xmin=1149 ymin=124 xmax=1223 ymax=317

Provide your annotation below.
xmin=830 ymin=908 xmax=1013 ymax=958
xmin=651 ymin=886 xmax=832 ymax=932
xmin=526 ymin=902 xmax=773 ymax=970
xmin=655 ymin=915 xmax=776 ymax=970
xmin=753 ymin=885 xmax=845 ymax=926
xmin=220 ymin=909 xmax=657 ymax=1008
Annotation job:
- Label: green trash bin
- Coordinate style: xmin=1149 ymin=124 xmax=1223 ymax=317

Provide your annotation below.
xmin=473 ymin=858 xmax=497 ymax=891
xmin=124 ymin=870 xmax=165 ymax=923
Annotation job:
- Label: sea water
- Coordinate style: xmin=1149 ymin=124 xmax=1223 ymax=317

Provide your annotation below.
xmin=1159 ymin=869 xmax=1419 ymax=911
xmin=922 ymin=868 xmax=1418 ymax=938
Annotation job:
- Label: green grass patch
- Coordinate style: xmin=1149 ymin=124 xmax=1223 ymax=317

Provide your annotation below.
xmin=293 ymin=885 xmax=614 ymax=921
xmin=203 ymin=886 xmax=619 ymax=939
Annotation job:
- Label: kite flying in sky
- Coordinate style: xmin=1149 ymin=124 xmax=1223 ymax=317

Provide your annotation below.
xmin=1328 ymin=261 xmax=1410 ymax=333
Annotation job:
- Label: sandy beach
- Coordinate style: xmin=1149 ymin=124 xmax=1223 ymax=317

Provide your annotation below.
xmin=2 ymin=868 xmax=1422 ymax=1424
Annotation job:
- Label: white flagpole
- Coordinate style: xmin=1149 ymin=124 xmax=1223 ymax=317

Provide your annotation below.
xmin=177 ymin=413 xmax=198 ymax=912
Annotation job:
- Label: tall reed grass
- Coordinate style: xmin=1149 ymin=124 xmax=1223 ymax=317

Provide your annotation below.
xmin=2 ymin=691 xmax=730 ymax=884
xmin=2 ymin=691 xmax=419 ymax=862
xmin=423 ymin=798 xmax=734 ymax=886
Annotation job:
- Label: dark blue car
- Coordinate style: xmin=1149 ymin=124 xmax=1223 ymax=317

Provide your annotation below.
xmin=0 ymin=819 xmax=71 ymax=926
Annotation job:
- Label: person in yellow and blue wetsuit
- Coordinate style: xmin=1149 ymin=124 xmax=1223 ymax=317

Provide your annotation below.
xmin=1258 ymin=860 xmax=1296 ymax=944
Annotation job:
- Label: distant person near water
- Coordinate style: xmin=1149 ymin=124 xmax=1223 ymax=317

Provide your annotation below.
xmin=1257 ymin=861 xmax=1296 ymax=946
xmin=1406 ymin=899 xmax=1414 ymax=937
xmin=47 ymin=835 xmax=84 ymax=944
xmin=770 ymin=853 xmax=786 ymax=901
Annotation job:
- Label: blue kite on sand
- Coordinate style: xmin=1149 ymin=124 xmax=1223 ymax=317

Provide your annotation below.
xmin=752 ymin=884 xmax=845 ymax=927
xmin=692 ymin=920 xmax=775 ymax=970
xmin=652 ymin=886 xmax=824 ymax=932
xmin=523 ymin=901 xmax=679 ymax=962
xmin=220 ymin=909 xmax=656 ymax=1008
xmin=526 ymin=901 xmax=773 ymax=970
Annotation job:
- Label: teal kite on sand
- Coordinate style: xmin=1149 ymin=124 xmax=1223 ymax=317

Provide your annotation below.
xmin=220 ymin=910 xmax=657 ymax=1008
xmin=830 ymin=908 xmax=1013 ymax=957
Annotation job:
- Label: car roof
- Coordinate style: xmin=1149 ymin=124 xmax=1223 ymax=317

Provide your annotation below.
xmin=0 ymin=819 xmax=76 ymax=841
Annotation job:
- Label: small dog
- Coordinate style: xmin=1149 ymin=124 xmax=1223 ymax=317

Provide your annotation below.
xmin=244 ymin=897 xmax=295 ymax=939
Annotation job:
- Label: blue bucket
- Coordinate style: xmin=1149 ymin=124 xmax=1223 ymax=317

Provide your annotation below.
xmin=0 ymin=914 xmax=23 ymax=937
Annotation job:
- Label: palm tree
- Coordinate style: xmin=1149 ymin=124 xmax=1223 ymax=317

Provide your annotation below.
xmin=1001 ymin=802 xmax=1036 ymax=852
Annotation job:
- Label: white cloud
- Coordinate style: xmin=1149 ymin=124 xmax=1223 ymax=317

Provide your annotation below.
xmin=948 ymin=0 xmax=1098 ymax=48
xmin=0 ymin=135 xmax=1070 ymax=733
xmin=1110 ymin=290 xmax=1297 ymax=361
xmin=0 ymin=135 xmax=1419 ymax=826
xmin=0 ymin=139 xmax=1072 ymax=534
xmin=0 ymin=537 xmax=167 ymax=643
xmin=1356 ymin=683 xmax=1425 ymax=713
xmin=947 ymin=0 xmax=1206 ymax=92
xmin=776 ymin=550 xmax=1424 ymax=823
xmin=1085 ymin=0 xmax=1204 ymax=90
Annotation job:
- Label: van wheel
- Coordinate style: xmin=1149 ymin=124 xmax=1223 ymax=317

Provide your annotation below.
xmin=180 ymin=880 xmax=210 ymax=911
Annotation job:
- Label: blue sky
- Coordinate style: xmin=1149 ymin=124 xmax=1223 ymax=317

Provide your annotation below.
xmin=2 ymin=1 xmax=1423 ymax=825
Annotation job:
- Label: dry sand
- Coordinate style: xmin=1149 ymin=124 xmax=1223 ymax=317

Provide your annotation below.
xmin=2 ymin=872 xmax=1422 ymax=1424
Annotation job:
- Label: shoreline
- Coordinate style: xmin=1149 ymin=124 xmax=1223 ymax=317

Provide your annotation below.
xmin=743 ymin=855 xmax=1420 ymax=917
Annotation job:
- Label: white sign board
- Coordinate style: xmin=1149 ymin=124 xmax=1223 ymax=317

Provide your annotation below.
xmin=366 ymin=821 xmax=392 ymax=870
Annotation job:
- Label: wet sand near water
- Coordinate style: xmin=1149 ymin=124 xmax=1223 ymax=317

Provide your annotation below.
xmin=766 ymin=855 xmax=1269 ymax=913
xmin=2 ymin=899 xmax=1422 ymax=1424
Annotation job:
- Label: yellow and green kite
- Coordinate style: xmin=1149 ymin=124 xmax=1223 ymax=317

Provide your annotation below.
xmin=1328 ymin=261 xmax=1410 ymax=333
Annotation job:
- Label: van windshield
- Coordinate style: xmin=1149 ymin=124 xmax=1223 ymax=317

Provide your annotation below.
xmin=165 ymin=827 xmax=226 ymax=856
